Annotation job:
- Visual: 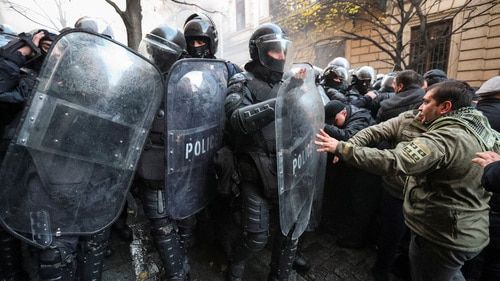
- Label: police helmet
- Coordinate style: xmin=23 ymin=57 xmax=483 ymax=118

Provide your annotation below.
xmin=74 ymin=17 xmax=114 ymax=39
xmin=328 ymin=57 xmax=350 ymax=70
xmin=139 ymin=24 xmax=186 ymax=74
xmin=184 ymin=13 xmax=218 ymax=58
xmin=249 ymin=23 xmax=291 ymax=73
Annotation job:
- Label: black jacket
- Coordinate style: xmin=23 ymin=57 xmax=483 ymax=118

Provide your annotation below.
xmin=476 ymin=98 xmax=500 ymax=132
xmin=483 ymin=161 xmax=500 ymax=211
xmin=0 ymin=38 xmax=38 ymax=157
xmin=376 ymin=86 xmax=424 ymax=123
xmin=351 ymin=91 xmax=395 ymax=118
xmin=324 ymin=105 xmax=375 ymax=141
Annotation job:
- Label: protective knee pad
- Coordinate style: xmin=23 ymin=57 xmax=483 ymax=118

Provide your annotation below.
xmin=243 ymin=231 xmax=268 ymax=253
xmin=242 ymin=186 xmax=270 ymax=233
xmin=150 ymin=218 xmax=189 ymax=281
xmin=177 ymin=216 xmax=197 ymax=248
xmin=38 ymin=247 xmax=76 ymax=281
xmin=77 ymin=228 xmax=111 ymax=281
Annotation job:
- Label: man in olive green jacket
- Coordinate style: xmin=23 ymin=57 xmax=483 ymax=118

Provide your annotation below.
xmin=316 ymin=80 xmax=500 ymax=281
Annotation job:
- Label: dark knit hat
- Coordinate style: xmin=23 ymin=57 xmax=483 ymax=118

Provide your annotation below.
xmin=325 ymin=100 xmax=346 ymax=119
xmin=423 ymin=69 xmax=448 ymax=87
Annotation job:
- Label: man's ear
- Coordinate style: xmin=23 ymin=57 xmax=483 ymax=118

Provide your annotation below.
xmin=341 ymin=109 xmax=347 ymax=117
xmin=440 ymin=100 xmax=453 ymax=114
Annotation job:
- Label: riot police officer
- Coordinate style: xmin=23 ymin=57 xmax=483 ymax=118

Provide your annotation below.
xmin=328 ymin=56 xmax=350 ymax=70
xmin=0 ymin=19 xmax=138 ymax=281
xmin=321 ymin=65 xmax=349 ymax=101
xmin=0 ymin=28 xmax=56 ymax=281
xmin=136 ymin=24 xmax=190 ymax=281
xmin=183 ymin=13 xmax=241 ymax=78
xmin=349 ymin=65 xmax=375 ymax=97
xmin=74 ymin=16 xmax=114 ymax=39
xmin=224 ymin=23 xmax=298 ymax=281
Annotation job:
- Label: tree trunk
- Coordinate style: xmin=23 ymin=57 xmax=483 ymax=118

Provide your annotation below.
xmin=105 ymin=0 xmax=142 ymax=50
xmin=124 ymin=0 xmax=142 ymax=51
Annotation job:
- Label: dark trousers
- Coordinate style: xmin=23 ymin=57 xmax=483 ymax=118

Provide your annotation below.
xmin=462 ymin=211 xmax=500 ymax=281
xmin=409 ymin=232 xmax=479 ymax=281
xmin=373 ymin=190 xmax=409 ymax=273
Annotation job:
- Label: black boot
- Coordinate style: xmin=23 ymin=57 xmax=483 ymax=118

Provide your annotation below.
xmin=152 ymin=219 xmax=189 ymax=281
xmin=112 ymin=208 xmax=132 ymax=242
xmin=38 ymin=247 xmax=77 ymax=281
xmin=268 ymin=233 xmax=298 ymax=281
xmin=77 ymin=228 xmax=111 ymax=281
xmin=225 ymin=262 xmax=244 ymax=281
xmin=292 ymin=250 xmax=310 ymax=274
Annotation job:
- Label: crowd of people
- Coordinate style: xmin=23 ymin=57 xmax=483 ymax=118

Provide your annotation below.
xmin=0 ymin=13 xmax=499 ymax=281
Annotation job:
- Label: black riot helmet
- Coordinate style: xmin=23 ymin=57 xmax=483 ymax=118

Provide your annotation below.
xmin=380 ymin=72 xmax=397 ymax=93
xmin=328 ymin=57 xmax=350 ymax=70
xmin=249 ymin=23 xmax=291 ymax=73
xmin=139 ymin=24 xmax=186 ymax=74
xmin=354 ymin=66 xmax=376 ymax=84
xmin=322 ymin=65 xmax=348 ymax=88
xmin=183 ymin=13 xmax=218 ymax=58
xmin=74 ymin=17 xmax=114 ymax=39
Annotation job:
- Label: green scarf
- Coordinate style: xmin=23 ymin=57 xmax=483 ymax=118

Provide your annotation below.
xmin=429 ymin=107 xmax=500 ymax=150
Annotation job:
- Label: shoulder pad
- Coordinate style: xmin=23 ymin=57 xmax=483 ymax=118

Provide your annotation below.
xmin=229 ymin=72 xmax=253 ymax=86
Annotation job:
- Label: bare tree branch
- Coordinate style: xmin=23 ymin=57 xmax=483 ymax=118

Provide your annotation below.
xmin=31 ymin=0 xmax=60 ymax=29
xmin=341 ymin=29 xmax=398 ymax=62
xmin=451 ymin=0 xmax=498 ymax=34
xmin=104 ymin=0 xmax=125 ymax=18
xmin=0 ymin=0 xmax=57 ymax=30
xmin=170 ymin=0 xmax=223 ymax=15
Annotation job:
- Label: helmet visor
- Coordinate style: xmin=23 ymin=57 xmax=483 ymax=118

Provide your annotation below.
xmin=139 ymin=34 xmax=184 ymax=74
xmin=255 ymin=33 xmax=292 ymax=73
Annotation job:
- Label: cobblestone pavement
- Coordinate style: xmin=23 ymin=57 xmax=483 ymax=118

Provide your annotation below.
xmin=101 ymin=220 xmax=404 ymax=281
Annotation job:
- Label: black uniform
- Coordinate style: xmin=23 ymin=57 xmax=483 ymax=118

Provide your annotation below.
xmin=323 ymin=105 xmax=380 ymax=247
xmin=0 ymin=31 xmax=114 ymax=281
xmin=376 ymin=86 xmax=424 ymax=123
xmin=225 ymin=51 xmax=298 ymax=280
xmin=0 ymin=33 xmax=35 ymax=281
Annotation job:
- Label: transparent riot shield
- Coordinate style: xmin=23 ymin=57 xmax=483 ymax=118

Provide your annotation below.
xmin=0 ymin=30 xmax=163 ymax=248
xmin=165 ymin=59 xmax=228 ymax=219
xmin=307 ymin=86 xmax=329 ymax=230
xmin=276 ymin=64 xmax=325 ymax=239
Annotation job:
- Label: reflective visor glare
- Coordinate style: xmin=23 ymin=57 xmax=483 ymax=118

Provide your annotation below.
xmin=257 ymin=39 xmax=290 ymax=56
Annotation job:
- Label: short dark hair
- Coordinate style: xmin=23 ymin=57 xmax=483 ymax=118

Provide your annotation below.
xmin=395 ymin=70 xmax=424 ymax=90
xmin=427 ymin=80 xmax=474 ymax=110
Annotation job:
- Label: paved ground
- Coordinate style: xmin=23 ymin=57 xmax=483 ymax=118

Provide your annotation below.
xmin=101 ymin=218 xmax=397 ymax=281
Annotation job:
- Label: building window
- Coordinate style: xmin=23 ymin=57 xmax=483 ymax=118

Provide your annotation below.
xmin=410 ymin=20 xmax=452 ymax=74
xmin=236 ymin=0 xmax=246 ymax=30
xmin=314 ymin=39 xmax=346 ymax=68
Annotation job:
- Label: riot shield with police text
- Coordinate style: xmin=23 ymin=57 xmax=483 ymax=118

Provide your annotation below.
xmin=276 ymin=64 xmax=325 ymax=239
xmin=0 ymin=30 xmax=163 ymax=247
xmin=165 ymin=59 xmax=228 ymax=219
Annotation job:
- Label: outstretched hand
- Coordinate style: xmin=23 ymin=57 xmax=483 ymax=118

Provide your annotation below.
xmin=292 ymin=67 xmax=306 ymax=80
xmin=472 ymin=151 xmax=500 ymax=168
xmin=315 ymin=129 xmax=339 ymax=153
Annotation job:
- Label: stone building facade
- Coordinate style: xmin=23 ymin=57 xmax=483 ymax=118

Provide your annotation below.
xmin=222 ymin=0 xmax=499 ymax=87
